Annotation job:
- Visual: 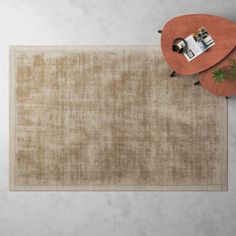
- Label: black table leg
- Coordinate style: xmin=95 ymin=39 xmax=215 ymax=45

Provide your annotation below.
xmin=170 ymin=71 xmax=176 ymax=77
xmin=194 ymin=81 xmax=201 ymax=85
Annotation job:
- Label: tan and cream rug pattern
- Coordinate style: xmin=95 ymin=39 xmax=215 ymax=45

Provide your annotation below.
xmin=9 ymin=46 xmax=227 ymax=191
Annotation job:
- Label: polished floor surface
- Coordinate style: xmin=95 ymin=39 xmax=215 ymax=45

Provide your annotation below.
xmin=0 ymin=0 xmax=236 ymax=235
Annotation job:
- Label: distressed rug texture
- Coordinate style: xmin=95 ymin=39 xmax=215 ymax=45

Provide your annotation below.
xmin=10 ymin=46 xmax=227 ymax=191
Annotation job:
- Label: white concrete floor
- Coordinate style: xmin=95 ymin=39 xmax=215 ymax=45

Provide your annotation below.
xmin=0 ymin=0 xmax=236 ymax=235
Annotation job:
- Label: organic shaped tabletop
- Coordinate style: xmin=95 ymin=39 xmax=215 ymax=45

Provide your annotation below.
xmin=161 ymin=14 xmax=236 ymax=75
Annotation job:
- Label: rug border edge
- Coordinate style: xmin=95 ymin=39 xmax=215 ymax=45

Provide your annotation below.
xmin=9 ymin=185 xmax=228 ymax=192
xmin=9 ymin=46 xmax=16 ymax=190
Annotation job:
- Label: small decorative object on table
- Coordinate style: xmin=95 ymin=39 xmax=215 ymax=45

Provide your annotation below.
xmin=175 ymin=26 xmax=215 ymax=62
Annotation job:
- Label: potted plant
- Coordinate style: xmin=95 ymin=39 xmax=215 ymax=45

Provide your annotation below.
xmin=212 ymin=58 xmax=236 ymax=83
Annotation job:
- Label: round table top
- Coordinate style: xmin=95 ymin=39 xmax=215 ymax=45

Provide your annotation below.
xmin=161 ymin=14 xmax=236 ymax=75
xmin=198 ymin=47 xmax=236 ymax=97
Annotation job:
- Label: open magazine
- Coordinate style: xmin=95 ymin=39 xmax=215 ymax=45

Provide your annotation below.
xmin=178 ymin=26 xmax=215 ymax=62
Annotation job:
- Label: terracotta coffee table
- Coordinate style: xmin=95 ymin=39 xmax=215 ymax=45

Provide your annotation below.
xmin=161 ymin=14 xmax=236 ymax=75
xmin=198 ymin=47 xmax=236 ymax=97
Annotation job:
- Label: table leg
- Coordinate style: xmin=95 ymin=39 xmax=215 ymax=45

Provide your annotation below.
xmin=194 ymin=81 xmax=201 ymax=85
xmin=170 ymin=71 xmax=176 ymax=77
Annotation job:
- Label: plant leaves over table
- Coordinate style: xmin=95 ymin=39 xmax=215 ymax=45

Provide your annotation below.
xmin=212 ymin=58 xmax=236 ymax=83
xmin=212 ymin=68 xmax=227 ymax=83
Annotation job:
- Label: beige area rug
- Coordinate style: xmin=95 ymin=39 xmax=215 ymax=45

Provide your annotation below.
xmin=9 ymin=46 xmax=227 ymax=191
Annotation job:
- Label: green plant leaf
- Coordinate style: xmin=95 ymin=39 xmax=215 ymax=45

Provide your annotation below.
xmin=212 ymin=68 xmax=226 ymax=83
xmin=212 ymin=58 xmax=236 ymax=82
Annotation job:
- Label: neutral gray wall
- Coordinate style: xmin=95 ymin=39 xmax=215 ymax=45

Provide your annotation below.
xmin=0 ymin=0 xmax=236 ymax=235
